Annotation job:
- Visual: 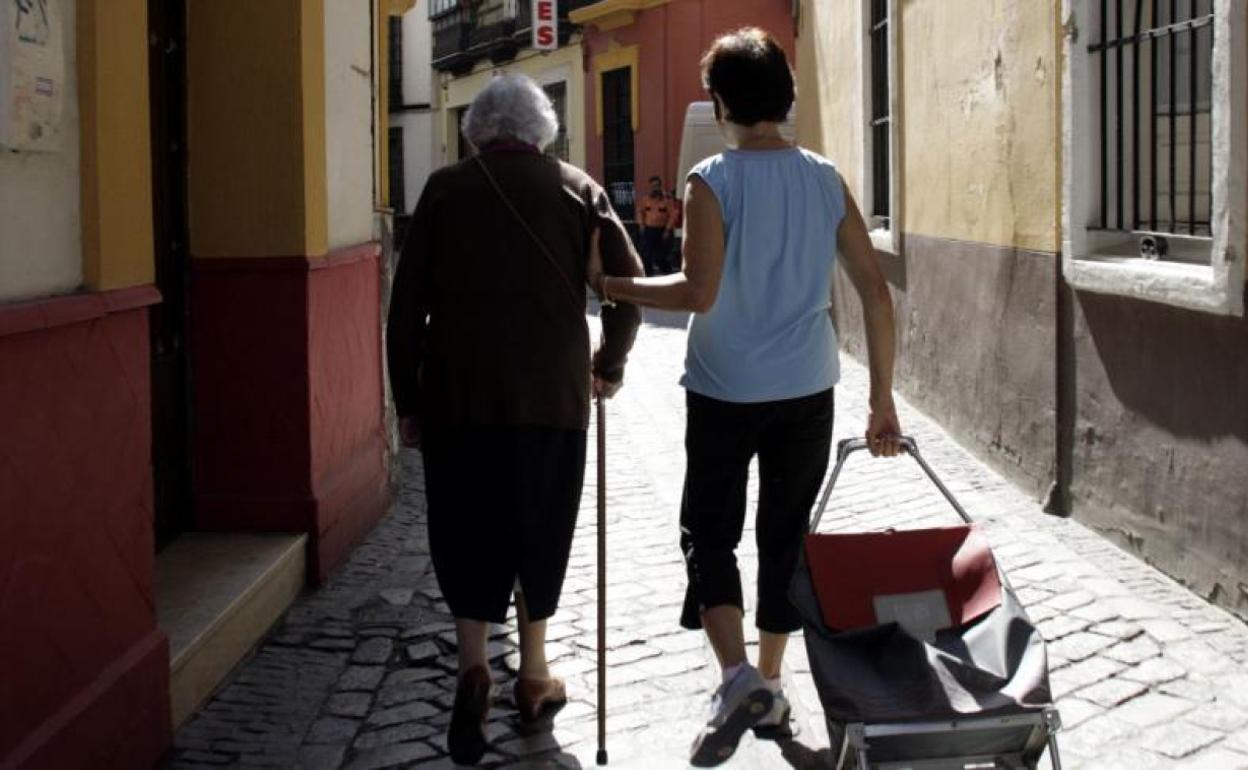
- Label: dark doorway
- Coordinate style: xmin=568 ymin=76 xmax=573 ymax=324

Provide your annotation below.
xmin=149 ymin=0 xmax=194 ymax=550
xmin=601 ymin=67 xmax=636 ymax=228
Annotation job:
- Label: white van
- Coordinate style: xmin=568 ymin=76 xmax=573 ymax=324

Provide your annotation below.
xmin=675 ymin=102 xmax=798 ymax=195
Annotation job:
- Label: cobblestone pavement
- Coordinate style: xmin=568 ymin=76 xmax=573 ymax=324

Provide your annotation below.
xmin=172 ymin=312 xmax=1248 ymax=769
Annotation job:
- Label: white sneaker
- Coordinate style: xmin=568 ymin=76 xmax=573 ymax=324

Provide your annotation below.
xmin=751 ymin=688 xmax=795 ymax=740
xmin=689 ymin=665 xmax=775 ymax=767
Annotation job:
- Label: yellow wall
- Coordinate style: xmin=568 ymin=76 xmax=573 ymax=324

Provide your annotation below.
xmin=795 ymin=0 xmax=862 ymax=192
xmin=797 ymin=0 xmax=1059 ymax=253
xmin=437 ymin=41 xmax=588 ymax=170
xmin=590 ymin=42 xmax=639 ymax=136
xmin=78 ymin=0 xmax=155 ymax=289
xmin=187 ymin=0 xmax=328 ymax=258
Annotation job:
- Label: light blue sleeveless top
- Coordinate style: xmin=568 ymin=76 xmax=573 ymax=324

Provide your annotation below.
xmin=681 ymin=147 xmax=846 ymax=403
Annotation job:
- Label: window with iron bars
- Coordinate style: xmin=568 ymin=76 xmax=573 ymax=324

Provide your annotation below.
xmin=388 ymin=17 xmax=404 ymax=109
xmin=1063 ymin=0 xmax=1246 ymax=316
xmin=1089 ymin=0 xmax=1215 ymax=263
xmin=868 ymin=0 xmax=891 ymax=232
xmin=427 ymin=0 xmax=464 ymax=19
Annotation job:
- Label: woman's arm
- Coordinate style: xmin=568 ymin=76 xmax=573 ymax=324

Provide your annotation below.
xmin=592 ymin=176 xmax=725 ymax=313
xmin=589 ymin=191 xmax=644 ymax=397
xmin=837 ymin=181 xmax=903 ymax=457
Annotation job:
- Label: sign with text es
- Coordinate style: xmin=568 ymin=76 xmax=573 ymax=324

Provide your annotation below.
xmin=532 ymin=0 xmax=557 ymax=51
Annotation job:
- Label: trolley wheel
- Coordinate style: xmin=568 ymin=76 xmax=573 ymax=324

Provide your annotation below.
xmin=826 ymin=719 xmax=855 ymax=770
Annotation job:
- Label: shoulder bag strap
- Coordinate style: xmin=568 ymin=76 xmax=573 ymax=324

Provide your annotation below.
xmin=473 ymin=154 xmax=584 ymax=313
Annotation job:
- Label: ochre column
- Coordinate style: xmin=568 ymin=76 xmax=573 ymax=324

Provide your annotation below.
xmin=187 ymin=0 xmax=325 ymax=259
xmin=78 ymin=0 xmax=155 ymax=288
xmin=187 ymin=0 xmax=388 ymax=582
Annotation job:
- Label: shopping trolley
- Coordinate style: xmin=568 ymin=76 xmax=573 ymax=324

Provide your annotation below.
xmin=789 ymin=436 xmax=1063 ymax=769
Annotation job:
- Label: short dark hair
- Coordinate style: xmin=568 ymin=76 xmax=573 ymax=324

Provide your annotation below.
xmin=649 ymin=175 xmax=662 ymax=184
xmin=700 ymin=28 xmax=794 ymax=126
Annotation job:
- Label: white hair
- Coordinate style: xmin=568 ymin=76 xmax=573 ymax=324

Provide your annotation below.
xmin=462 ymin=74 xmax=560 ymax=151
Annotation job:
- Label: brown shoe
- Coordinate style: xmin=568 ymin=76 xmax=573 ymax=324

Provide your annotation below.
xmin=515 ymin=676 xmax=568 ymax=723
xmin=448 ymin=666 xmax=494 ymax=765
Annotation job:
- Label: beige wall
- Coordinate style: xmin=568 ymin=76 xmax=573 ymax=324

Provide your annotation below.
xmin=325 ymin=0 xmax=376 ymax=250
xmin=437 ymin=41 xmax=588 ymax=170
xmin=795 ymin=0 xmax=862 ymax=194
xmin=0 ymin=0 xmax=81 ymax=302
xmin=797 ymin=0 xmax=1060 ymax=253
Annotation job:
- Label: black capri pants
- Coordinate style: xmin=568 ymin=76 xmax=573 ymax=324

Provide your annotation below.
xmin=679 ymin=389 xmax=834 ymax=634
xmin=423 ymin=426 xmax=587 ymax=624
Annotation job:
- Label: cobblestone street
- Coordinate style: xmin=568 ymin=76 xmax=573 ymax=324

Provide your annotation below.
xmin=172 ymin=312 xmax=1248 ymax=769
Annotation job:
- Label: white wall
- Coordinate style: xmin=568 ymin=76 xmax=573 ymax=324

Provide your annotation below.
xmin=394 ymin=8 xmax=435 ymax=213
xmin=401 ymin=9 xmax=432 ymax=107
xmin=0 ymin=0 xmax=81 ymax=302
xmin=393 ymin=110 xmax=435 ymax=214
xmin=324 ymin=0 xmax=375 ymax=250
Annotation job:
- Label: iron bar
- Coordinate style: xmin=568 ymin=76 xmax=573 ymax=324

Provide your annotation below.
xmin=1150 ymin=0 xmax=1159 ymax=229
xmin=1132 ymin=0 xmax=1143 ymax=228
xmin=1086 ymin=13 xmax=1213 ymax=52
xmin=1169 ymin=0 xmax=1178 ymax=232
xmin=1123 ymin=0 xmax=1133 ymax=228
xmin=1188 ymin=1 xmax=1199 ymax=233
xmin=1100 ymin=0 xmax=1108 ymax=228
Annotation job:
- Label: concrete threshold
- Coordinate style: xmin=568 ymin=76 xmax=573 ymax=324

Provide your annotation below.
xmin=156 ymin=532 xmax=307 ymax=729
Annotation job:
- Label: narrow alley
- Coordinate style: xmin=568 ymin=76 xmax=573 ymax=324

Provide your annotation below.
xmin=170 ymin=314 xmax=1248 ymax=769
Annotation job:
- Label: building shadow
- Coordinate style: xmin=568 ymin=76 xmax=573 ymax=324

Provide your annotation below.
xmin=876 ymin=248 xmax=907 ymax=291
xmin=1075 ymin=287 xmax=1248 ymax=444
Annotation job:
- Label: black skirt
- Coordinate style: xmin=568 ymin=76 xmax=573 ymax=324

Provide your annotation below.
xmin=422 ymin=426 xmax=587 ymax=623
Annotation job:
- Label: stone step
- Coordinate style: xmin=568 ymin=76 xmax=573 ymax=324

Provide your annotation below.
xmin=157 ymin=532 xmax=307 ymax=729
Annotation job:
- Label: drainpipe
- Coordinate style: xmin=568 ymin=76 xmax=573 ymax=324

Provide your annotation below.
xmin=1046 ymin=0 xmax=1074 ymax=518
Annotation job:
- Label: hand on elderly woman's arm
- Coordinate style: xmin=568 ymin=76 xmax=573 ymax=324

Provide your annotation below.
xmin=588 ymin=193 xmax=644 ymax=397
xmin=591 ymin=176 xmax=725 ymax=314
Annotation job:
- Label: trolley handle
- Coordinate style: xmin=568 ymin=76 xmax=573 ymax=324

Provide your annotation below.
xmin=809 ymin=435 xmax=974 ymax=533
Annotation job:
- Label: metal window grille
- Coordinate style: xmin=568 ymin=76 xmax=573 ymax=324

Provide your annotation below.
xmin=869 ymin=0 xmax=891 ymax=230
xmin=602 ymin=67 xmax=636 ymax=223
xmin=544 ymin=81 xmax=570 ymax=162
xmin=389 ymin=126 xmax=406 ymax=215
xmin=427 ymin=0 xmax=463 ymax=19
xmin=1089 ymin=0 xmax=1215 ymax=242
xmin=388 ymin=17 xmax=404 ymax=109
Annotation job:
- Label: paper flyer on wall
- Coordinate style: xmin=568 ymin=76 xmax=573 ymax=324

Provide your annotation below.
xmin=0 ymin=0 xmax=66 ymax=152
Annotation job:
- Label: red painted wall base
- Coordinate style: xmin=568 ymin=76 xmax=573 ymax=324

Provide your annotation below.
xmin=192 ymin=244 xmax=391 ymax=582
xmin=0 ymin=288 xmax=170 ymax=769
xmin=8 ymin=632 xmax=171 ymax=770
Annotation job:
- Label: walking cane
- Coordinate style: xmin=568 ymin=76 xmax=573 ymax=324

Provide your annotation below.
xmin=595 ymin=393 xmax=609 ymax=766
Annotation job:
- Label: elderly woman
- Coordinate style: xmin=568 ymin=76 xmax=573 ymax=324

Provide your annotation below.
xmin=589 ymin=28 xmax=902 ymax=765
xmin=387 ymin=74 xmax=642 ymax=764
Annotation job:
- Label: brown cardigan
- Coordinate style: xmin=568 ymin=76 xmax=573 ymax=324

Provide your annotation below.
xmin=386 ymin=147 xmax=644 ymax=432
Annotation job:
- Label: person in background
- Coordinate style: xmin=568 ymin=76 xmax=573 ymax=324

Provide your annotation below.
xmin=588 ymin=28 xmax=902 ymax=766
xmin=387 ymin=74 xmax=643 ymax=765
xmin=639 ymin=174 xmax=676 ymax=276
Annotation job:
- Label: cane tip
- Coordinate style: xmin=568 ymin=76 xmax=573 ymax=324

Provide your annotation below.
xmin=596 ymin=749 xmax=609 ymax=765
